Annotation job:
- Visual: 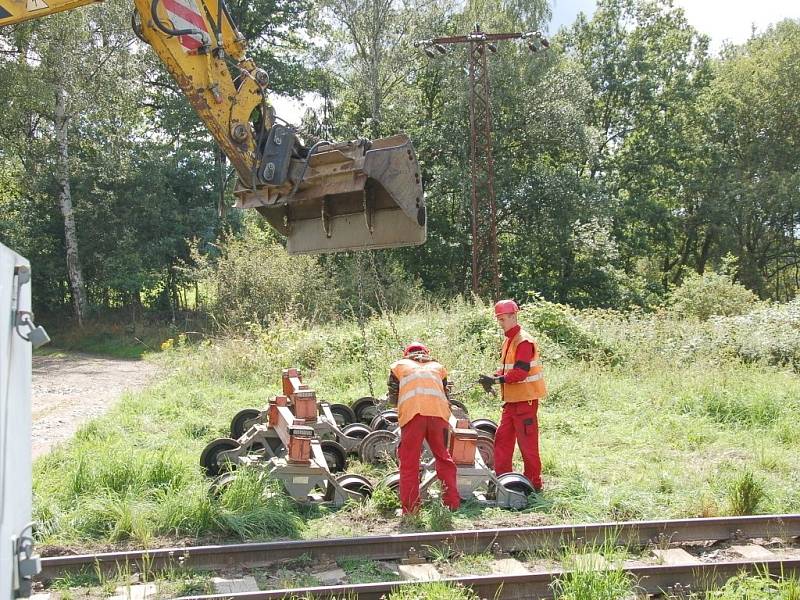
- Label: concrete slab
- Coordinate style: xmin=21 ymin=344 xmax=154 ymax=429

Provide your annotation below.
xmin=571 ymin=553 xmax=608 ymax=571
xmin=653 ymin=548 xmax=700 ymax=565
xmin=731 ymin=545 xmax=776 ymax=560
xmin=376 ymin=561 xmax=401 ymax=575
xmin=398 ymin=563 xmax=442 ymax=581
xmin=109 ymin=583 xmax=158 ymax=600
xmin=491 ymin=558 xmax=531 ymax=575
xmin=310 ymin=568 xmax=346 ymax=586
xmin=212 ymin=576 xmax=259 ymax=594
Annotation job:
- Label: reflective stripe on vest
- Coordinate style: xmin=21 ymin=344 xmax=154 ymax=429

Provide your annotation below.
xmin=500 ymin=328 xmax=547 ymax=402
xmin=390 ymin=358 xmax=451 ymax=426
xmin=398 ymin=386 xmax=448 ymax=405
xmin=399 ymin=370 xmax=444 ymax=388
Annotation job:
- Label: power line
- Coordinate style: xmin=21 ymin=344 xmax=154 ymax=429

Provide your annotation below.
xmin=416 ymin=24 xmax=549 ymax=299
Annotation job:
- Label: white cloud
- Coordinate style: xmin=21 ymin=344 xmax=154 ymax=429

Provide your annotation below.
xmin=674 ymin=0 xmax=800 ymax=52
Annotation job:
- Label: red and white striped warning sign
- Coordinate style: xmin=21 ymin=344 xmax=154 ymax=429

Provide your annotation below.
xmin=161 ymin=0 xmax=209 ymax=52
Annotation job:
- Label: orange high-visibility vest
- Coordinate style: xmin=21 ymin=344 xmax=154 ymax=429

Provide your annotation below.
xmin=390 ymin=358 xmax=451 ymax=427
xmin=499 ymin=328 xmax=546 ymax=402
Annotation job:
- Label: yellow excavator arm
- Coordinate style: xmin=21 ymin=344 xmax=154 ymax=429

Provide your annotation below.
xmin=0 ymin=0 xmax=426 ymax=253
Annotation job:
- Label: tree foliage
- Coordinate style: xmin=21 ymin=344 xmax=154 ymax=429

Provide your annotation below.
xmin=1 ymin=0 xmax=798 ymax=325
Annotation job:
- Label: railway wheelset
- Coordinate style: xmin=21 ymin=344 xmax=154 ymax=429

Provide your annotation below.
xmin=199 ymin=367 xmax=535 ymax=509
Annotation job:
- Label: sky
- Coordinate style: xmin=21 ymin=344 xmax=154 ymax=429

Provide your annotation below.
xmin=550 ymin=0 xmax=800 ymax=50
xmin=273 ymin=0 xmax=800 ymax=125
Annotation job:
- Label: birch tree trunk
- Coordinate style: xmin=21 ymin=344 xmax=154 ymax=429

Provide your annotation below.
xmin=54 ymin=84 xmax=88 ymax=325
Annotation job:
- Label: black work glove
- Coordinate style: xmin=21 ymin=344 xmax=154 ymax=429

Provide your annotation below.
xmin=478 ymin=374 xmax=497 ymax=394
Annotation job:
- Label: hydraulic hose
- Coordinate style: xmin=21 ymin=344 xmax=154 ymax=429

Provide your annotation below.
xmin=150 ymin=0 xmax=210 ymax=47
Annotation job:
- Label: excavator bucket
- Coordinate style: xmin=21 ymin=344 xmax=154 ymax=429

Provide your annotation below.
xmin=235 ymin=133 xmax=426 ymax=254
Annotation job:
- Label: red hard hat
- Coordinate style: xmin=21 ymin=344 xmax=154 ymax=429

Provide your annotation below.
xmin=494 ymin=299 xmax=519 ymax=316
xmin=403 ymin=342 xmax=430 ymax=357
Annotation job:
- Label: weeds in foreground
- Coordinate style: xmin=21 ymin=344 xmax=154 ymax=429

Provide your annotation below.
xmin=727 ymin=469 xmax=767 ymax=515
xmin=553 ymin=538 xmax=634 ymax=600
xmin=165 ymin=570 xmax=214 ymax=596
xmin=424 ymin=500 xmax=454 ymax=531
xmin=685 ymin=571 xmax=800 ymax=599
xmin=387 ymin=582 xmax=480 ymax=600
xmin=445 ymin=552 xmax=494 ymax=575
xmin=714 ymin=575 xmax=800 ymax=599
xmin=426 ymin=543 xmax=457 ymax=565
xmin=551 ymin=566 xmax=634 ymax=599
xmin=337 ymin=558 xmax=399 ymax=584
xmin=49 ymin=569 xmax=102 ymax=591
xmin=370 ymin=485 xmax=401 ymax=515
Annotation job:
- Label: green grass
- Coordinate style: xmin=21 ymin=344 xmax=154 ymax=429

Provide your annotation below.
xmin=387 ymin=582 xmax=480 ymax=600
xmin=550 ymin=539 xmax=635 ymax=599
xmin=442 ymin=552 xmax=494 ymax=575
xmin=38 ymin=318 xmax=177 ymax=359
xmin=338 ymin=558 xmax=399 ymax=584
xmin=551 ymin=566 xmax=634 ymax=600
xmin=32 ymin=299 xmax=800 ymax=548
xmin=36 ymin=313 xmax=206 ymax=359
xmin=702 ymin=571 xmax=800 ymax=599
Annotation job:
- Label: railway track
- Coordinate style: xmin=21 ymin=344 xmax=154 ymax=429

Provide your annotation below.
xmin=38 ymin=514 xmax=800 ymax=599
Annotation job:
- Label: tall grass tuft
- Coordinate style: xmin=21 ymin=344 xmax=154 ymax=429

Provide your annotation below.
xmin=552 ymin=565 xmax=634 ymax=600
xmin=215 ymin=468 xmax=302 ymax=539
xmin=387 ymin=582 xmax=479 ymax=600
xmin=553 ymin=538 xmax=633 ymax=600
xmin=424 ymin=500 xmax=454 ymax=532
xmin=727 ymin=469 xmax=767 ymax=516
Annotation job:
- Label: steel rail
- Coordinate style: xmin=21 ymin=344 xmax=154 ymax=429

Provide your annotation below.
xmin=38 ymin=514 xmax=800 ymax=581
xmin=180 ymin=558 xmax=800 ymax=600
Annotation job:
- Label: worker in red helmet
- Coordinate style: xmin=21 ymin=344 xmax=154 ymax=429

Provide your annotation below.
xmin=478 ymin=300 xmax=546 ymax=492
xmin=387 ymin=342 xmax=460 ymax=514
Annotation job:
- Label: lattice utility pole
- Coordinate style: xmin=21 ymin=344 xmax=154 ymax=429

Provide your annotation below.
xmin=417 ymin=25 xmax=549 ymax=298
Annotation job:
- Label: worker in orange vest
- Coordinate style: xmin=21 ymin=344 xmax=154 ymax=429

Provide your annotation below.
xmin=388 ymin=342 xmax=461 ymax=514
xmin=479 ymin=300 xmax=546 ymax=492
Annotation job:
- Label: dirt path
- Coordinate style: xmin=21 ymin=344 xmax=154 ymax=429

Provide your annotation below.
xmin=31 ymin=353 xmax=160 ymax=459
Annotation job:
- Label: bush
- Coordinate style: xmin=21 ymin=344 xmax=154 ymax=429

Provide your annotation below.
xmin=520 ymin=300 xmax=618 ymax=363
xmin=189 ymin=223 xmax=425 ymax=330
xmin=710 ymin=299 xmax=800 ymax=370
xmin=190 ymin=227 xmax=340 ymax=328
xmin=667 ymin=271 xmax=760 ymax=320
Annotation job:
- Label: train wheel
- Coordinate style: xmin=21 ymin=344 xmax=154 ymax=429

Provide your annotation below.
xmin=341 ymin=423 xmax=372 ymax=440
xmin=370 ymin=409 xmax=399 ymax=431
xmin=497 ymin=472 xmax=535 ymax=496
xmin=476 ymin=433 xmax=495 ymax=469
xmin=209 ymin=472 xmax=237 ymax=497
xmin=200 ymin=437 xmax=240 ymax=477
xmin=470 ymin=418 xmax=498 ymax=439
xmin=359 ymin=430 xmax=399 ymax=465
xmin=320 ymin=440 xmax=348 ymax=473
xmin=337 ymin=474 xmax=374 ymax=499
xmin=450 ymin=399 xmax=470 ymax=418
xmin=379 ymin=471 xmax=401 ymax=493
xmin=230 ymin=408 xmax=261 ymax=439
xmin=329 ymin=403 xmax=357 ymax=428
xmin=352 ymin=396 xmax=380 ymax=425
